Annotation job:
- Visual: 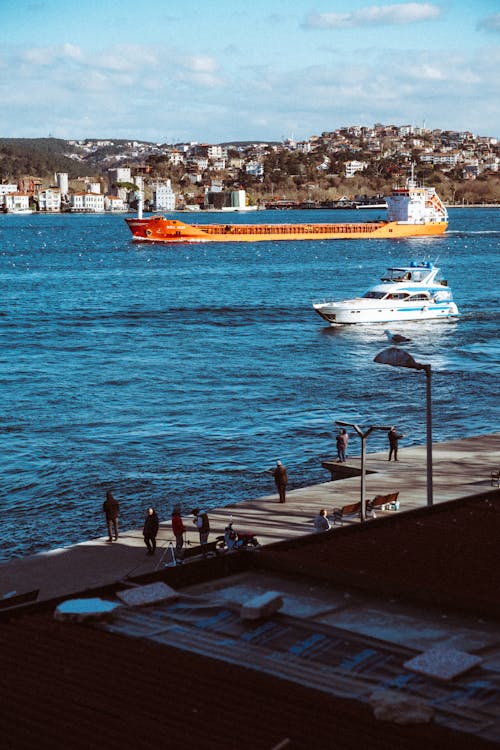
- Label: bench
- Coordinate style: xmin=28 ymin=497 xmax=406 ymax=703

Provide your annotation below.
xmin=332 ymin=492 xmax=400 ymax=525
xmin=0 ymin=589 xmax=40 ymax=610
xmin=176 ymin=540 xmax=219 ymax=562
xmin=332 ymin=501 xmax=361 ymax=525
xmin=491 ymin=471 xmax=500 ymax=487
xmin=366 ymin=492 xmax=400 ymax=517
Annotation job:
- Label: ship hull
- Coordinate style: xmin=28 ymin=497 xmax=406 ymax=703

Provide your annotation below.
xmin=125 ymin=217 xmax=448 ymax=243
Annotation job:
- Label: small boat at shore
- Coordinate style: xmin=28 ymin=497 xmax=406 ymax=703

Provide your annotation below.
xmin=313 ymin=261 xmax=460 ymax=325
xmin=125 ymin=176 xmax=448 ymax=243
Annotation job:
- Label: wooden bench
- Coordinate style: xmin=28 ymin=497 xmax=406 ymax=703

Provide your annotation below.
xmin=366 ymin=491 xmax=400 ymax=517
xmin=491 ymin=471 xmax=500 ymax=487
xmin=332 ymin=492 xmax=400 ymax=525
xmin=332 ymin=501 xmax=361 ymax=525
xmin=176 ymin=540 xmax=219 ymax=562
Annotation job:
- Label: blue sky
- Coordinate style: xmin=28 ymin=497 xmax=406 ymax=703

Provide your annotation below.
xmin=1 ymin=0 xmax=499 ymax=142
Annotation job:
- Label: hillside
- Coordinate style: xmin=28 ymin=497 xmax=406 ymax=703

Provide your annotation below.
xmin=1 ymin=136 xmax=499 ymax=205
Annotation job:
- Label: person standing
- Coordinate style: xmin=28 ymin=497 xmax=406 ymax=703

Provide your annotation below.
xmin=272 ymin=460 xmax=288 ymax=503
xmin=103 ymin=490 xmax=119 ymax=542
xmin=314 ymin=508 xmax=331 ymax=533
xmin=336 ymin=429 xmax=349 ymax=463
xmin=171 ymin=507 xmax=186 ymax=558
xmin=388 ymin=426 xmax=404 ymax=461
xmin=143 ymin=507 xmax=159 ymax=555
xmin=192 ymin=508 xmax=210 ymax=547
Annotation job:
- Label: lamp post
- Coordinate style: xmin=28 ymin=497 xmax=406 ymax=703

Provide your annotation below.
xmin=374 ymin=347 xmax=433 ymax=506
xmin=335 ymin=420 xmax=392 ymax=521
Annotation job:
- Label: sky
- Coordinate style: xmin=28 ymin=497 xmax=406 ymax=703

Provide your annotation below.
xmin=1 ymin=0 xmax=499 ymax=143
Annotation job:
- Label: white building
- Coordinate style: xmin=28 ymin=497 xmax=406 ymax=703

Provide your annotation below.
xmin=207 ymin=145 xmax=225 ymax=160
xmin=104 ymin=195 xmax=127 ymax=212
xmin=38 ymin=188 xmax=62 ymax=212
xmin=71 ymin=192 xmax=105 ymax=212
xmin=153 ymin=180 xmax=176 ymax=211
xmin=168 ymin=150 xmax=185 ymax=166
xmin=245 ymin=161 xmax=264 ymax=177
xmin=0 ymin=183 xmax=18 ymax=196
xmin=345 ymin=160 xmax=368 ymax=178
xmin=2 ymin=192 xmax=31 ymax=211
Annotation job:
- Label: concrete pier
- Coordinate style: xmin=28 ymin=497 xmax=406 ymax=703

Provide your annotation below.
xmin=1 ymin=433 xmax=498 ymax=604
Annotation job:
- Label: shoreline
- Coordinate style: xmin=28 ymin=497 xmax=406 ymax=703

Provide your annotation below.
xmin=1 ymin=432 xmax=498 ymax=606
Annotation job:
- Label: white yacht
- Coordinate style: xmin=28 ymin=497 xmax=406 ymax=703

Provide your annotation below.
xmin=312 ymin=261 xmax=459 ymax=325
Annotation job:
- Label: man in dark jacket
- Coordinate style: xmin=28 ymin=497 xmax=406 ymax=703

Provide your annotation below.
xmin=143 ymin=507 xmax=159 ymax=555
xmin=272 ymin=460 xmax=288 ymax=503
xmin=388 ymin=426 xmax=404 ymax=461
xmin=103 ymin=490 xmax=120 ymax=541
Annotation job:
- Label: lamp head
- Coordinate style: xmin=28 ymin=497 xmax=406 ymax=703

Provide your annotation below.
xmin=374 ymin=347 xmax=426 ymax=371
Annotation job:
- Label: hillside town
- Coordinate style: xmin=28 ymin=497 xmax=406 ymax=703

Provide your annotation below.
xmin=1 ymin=122 xmax=499 ymax=214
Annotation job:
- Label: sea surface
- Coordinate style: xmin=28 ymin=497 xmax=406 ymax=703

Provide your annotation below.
xmin=0 ymin=207 xmax=499 ymax=561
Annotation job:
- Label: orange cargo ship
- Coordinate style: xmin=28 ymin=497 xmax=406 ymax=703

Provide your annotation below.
xmin=125 ymin=179 xmax=448 ymax=244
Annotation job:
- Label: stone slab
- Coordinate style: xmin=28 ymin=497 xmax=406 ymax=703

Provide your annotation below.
xmin=404 ymin=647 xmax=482 ymax=681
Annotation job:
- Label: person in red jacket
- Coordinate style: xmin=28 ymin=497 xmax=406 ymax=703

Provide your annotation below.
xmin=171 ymin=507 xmax=186 ymax=558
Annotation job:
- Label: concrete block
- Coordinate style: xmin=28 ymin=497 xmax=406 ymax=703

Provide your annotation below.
xmin=240 ymin=590 xmax=283 ymax=620
xmin=404 ymin=646 xmax=482 ymax=681
xmin=116 ymin=582 xmax=178 ymax=607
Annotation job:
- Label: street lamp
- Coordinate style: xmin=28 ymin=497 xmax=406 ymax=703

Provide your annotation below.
xmin=374 ymin=347 xmax=433 ymax=506
xmin=335 ymin=420 xmax=392 ymax=521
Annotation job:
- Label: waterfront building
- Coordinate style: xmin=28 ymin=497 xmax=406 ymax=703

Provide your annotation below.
xmin=71 ymin=192 xmax=105 ymax=212
xmin=2 ymin=192 xmax=31 ymax=211
xmin=104 ymin=195 xmax=127 ymax=212
xmin=38 ymin=187 xmax=62 ymax=212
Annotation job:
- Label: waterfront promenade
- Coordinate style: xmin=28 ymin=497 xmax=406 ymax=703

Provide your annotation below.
xmin=1 ymin=433 xmax=499 ymax=605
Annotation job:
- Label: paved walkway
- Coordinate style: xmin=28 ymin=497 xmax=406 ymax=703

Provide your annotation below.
xmin=1 ymin=433 xmax=498 ymax=604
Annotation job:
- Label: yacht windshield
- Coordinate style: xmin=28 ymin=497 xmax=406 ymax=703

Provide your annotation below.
xmin=363 ymin=291 xmax=386 ymax=299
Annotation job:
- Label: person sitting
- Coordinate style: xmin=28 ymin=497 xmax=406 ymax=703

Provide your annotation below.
xmin=314 ymin=508 xmax=331 ymax=533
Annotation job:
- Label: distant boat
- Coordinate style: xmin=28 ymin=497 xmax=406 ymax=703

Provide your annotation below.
xmin=355 ymin=199 xmax=388 ymax=209
xmin=2 ymin=207 xmax=34 ymax=215
xmin=125 ymin=176 xmax=449 ymax=243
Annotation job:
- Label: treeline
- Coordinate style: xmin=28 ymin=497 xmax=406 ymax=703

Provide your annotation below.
xmin=0 ymin=138 xmax=87 ymax=181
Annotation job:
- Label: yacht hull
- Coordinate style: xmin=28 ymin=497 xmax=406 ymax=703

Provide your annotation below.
xmin=313 ymin=300 xmax=459 ymax=325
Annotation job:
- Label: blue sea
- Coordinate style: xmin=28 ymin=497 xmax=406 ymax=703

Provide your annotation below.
xmin=0 ymin=207 xmax=499 ymax=560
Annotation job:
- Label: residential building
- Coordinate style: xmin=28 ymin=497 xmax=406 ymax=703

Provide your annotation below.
xmin=345 ymin=160 xmax=368 ymax=178
xmin=38 ymin=188 xmax=62 ymax=212
xmin=0 ymin=183 xmax=18 ymax=196
xmin=71 ymin=192 xmax=105 ymax=212
xmin=245 ymin=161 xmax=264 ymax=177
xmin=153 ymin=180 xmax=176 ymax=211
xmin=104 ymin=195 xmax=127 ymax=211
xmin=2 ymin=192 xmax=31 ymax=211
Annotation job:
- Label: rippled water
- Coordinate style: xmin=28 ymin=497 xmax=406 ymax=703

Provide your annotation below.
xmin=0 ymin=208 xmax=499 ymax=560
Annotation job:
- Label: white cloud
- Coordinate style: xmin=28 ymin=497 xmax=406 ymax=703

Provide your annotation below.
xmin=1 ymin=38 xmax=499 ymax=142
xmin=22 ymin=43 xmax=82 ymax=66
xmin=303 ymin=3 xmax=441 ymax=30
